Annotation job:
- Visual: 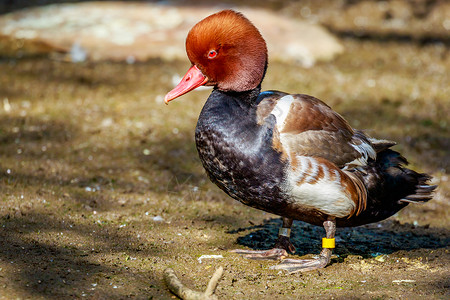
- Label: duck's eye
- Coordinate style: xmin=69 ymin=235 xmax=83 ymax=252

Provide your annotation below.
xmin=208 ymin=50 xmax=217 ymax=59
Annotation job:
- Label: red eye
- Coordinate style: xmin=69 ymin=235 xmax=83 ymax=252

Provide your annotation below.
xmin=208 ymin=50 xmax=217 ymax=59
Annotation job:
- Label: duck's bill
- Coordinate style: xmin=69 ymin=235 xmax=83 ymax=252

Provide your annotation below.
xmin=164 ymin=65 xmax=208 ymax=104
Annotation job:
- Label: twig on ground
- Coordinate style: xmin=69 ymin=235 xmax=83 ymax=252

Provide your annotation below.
xmin=163 ymin=266 xmax=224 ymax=300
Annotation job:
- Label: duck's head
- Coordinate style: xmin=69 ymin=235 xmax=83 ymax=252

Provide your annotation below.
xmin=164 ymin=10 xmax=268 ymax=104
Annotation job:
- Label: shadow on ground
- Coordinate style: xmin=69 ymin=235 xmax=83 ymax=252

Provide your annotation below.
xmin=232 ymin=218 xmax=450 ymax=257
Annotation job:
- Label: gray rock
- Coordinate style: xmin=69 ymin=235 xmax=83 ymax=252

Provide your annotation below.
xmin=0 ymin=2 xmax=343 ymax=66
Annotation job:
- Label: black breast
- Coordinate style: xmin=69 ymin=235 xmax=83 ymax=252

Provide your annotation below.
xmin=195 ymin=89 xmax=288 ymax=214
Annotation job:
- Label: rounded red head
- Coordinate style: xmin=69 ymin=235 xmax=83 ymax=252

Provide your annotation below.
xmin=165 ymin=10 xmax=268 ymax=103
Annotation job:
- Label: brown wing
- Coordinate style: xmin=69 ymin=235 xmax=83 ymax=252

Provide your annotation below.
xmin=257 ymin=91 xmax=375 ymax=168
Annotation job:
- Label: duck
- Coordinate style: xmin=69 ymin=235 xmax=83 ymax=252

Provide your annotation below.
xmin=164 ymin=10 xmax=436 ymax=273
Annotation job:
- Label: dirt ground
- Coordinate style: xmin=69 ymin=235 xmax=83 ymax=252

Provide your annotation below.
xmin=0 ymin=1 xmax=449 ymax=299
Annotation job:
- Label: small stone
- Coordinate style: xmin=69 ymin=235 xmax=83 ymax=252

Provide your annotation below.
xmin=117 ymin=199 xmax=127 ymax=206
xmin=197 ymin=255 xmax=223 ymax=264
xmin=153 ymin=215 xmax=164 ymax=222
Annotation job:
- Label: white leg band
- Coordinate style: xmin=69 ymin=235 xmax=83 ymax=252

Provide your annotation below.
xmin=279 ymin=227 xmax=291 ymax=237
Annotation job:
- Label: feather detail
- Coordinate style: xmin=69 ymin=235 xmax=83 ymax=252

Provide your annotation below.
xmin=271 ymin=95 xmax=295 ymax=132
xmin=257 ymin=93 xmax=379 ymax=169
xmin=344 ymin=170 xmax=367 ymax=217
xmin=368 ymin=137 xmax=397 ymax=152
xmin=398 ymin=182 xmax=437 ymax=203
xmin=344 ymin=131 xmax=376 ymax=170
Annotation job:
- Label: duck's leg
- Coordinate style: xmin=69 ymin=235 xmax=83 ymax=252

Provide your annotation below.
xmin=231 ymin=217 xmax=295 ymax=260
xmin=270 ymin=217 xmax=336 ymax=273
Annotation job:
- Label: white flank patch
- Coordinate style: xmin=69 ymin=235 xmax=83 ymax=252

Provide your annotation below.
xmin=271 ymin=95 xmax=294 ymax=132
xmin=286 ymin=156 xmax=355 ymax=218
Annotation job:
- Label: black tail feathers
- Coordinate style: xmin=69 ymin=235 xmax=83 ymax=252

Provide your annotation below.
xmin=399 ymin=174 xmax=436 ymax=204
xmin=376 ymin=149 xmax=437 ymax=205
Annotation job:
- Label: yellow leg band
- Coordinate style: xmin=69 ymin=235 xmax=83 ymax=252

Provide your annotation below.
xmin=322 ymin=237 xmax=335 ymax=249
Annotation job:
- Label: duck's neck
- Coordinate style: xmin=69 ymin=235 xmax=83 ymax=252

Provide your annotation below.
xmin=218 ymin=86 xmax=261 ymax=108
xmin=198 ymin=86 xmax=262 ymax=130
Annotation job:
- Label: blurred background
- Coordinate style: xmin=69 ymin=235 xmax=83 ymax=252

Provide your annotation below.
xmin=0 ymin=1 xmax=449 ymax=299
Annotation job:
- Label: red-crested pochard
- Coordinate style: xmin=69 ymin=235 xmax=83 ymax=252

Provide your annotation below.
xmin=164 ymin=10 xmax=436 ymax=273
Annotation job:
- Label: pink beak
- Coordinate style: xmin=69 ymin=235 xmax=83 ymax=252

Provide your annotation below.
xmin=164 ymin=65 xmax=208 ymax=104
